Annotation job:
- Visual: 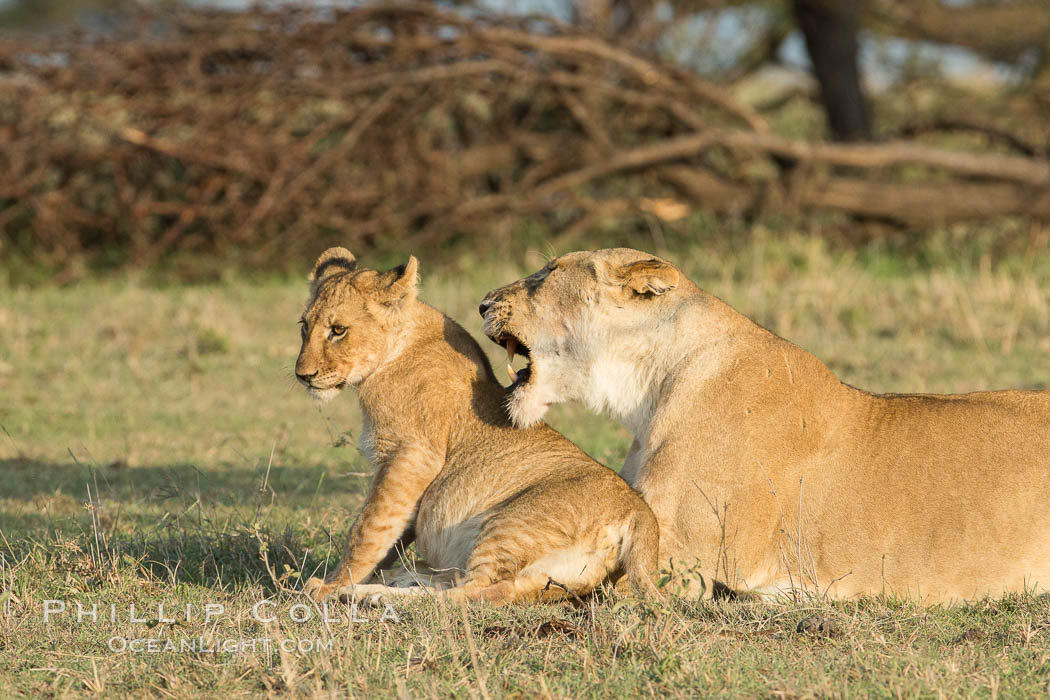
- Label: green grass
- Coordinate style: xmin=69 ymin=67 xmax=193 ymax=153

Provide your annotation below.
xmin=2 ymin=229 xmax=1050 ymax=697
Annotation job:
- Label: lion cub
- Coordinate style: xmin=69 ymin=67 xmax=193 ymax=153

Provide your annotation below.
xmin=296 ymin=248 xmax=659 ymax=604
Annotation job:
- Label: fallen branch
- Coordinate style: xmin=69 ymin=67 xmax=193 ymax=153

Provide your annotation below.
xmin=893 ymin=119 xmax=1041 ymax=159
xmin=867 ymin=0 xmax=1050 ymax=64
xmin=722 ymin=132 xmax=1050 ymax=186
xmin=535 ymin=129 xmax=1050 ymax=197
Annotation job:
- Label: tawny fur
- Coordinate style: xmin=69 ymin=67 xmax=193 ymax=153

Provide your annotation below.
xmin=480 ymin=247 xmax=1050 ymax=603
xmin=295 ymin=248 xmax=660 ymax=605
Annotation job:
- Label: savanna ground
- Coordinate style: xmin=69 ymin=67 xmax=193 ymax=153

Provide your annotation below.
xmin=2 ymin=223 xmax=1050 ymax=697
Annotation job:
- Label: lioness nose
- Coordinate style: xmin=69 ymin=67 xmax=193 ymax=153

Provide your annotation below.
xmin=478 ymin=298 xmax=494 ymax=317
xmin=296 ymin=370 xmax=317 ymax=383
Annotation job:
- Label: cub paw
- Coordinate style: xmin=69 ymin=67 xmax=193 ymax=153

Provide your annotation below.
xmin=303 ymin=577 xmax=332 ymax=602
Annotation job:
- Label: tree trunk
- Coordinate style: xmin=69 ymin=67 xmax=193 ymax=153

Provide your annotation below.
xmin=792 ymin=0 xmax=872 ymax=142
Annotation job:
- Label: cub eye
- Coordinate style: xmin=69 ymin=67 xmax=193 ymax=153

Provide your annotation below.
xmin=329 ymin=325 xmax=347 ymax=338
xmin=298 ymin=320 xmax=307 ymax=337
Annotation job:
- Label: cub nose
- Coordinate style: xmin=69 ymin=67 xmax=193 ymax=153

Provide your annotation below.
xmin=296 ymin=370 xmax=317 ymax=384
xmin=478 ymin=298 xmax=494 ymax=317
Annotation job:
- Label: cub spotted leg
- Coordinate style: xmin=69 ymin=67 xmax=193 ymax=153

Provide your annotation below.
xmin=305 ymin=444 xmax=442 ymax=603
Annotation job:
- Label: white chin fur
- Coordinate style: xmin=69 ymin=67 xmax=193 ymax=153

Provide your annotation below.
xmin=506 ymin=381 xmax=556 ymax=428
xmin=308 ymin=387 xmax=342 ymax=404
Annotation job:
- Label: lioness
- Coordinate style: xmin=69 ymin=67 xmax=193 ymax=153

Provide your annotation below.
xmin=479 ymin=247 xmax=1050 ymax=602
xmin=296 ymin=248 xmax=659 ymax=604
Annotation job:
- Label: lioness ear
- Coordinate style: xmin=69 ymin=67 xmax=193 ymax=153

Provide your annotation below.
xmin=310 ymin=247 xmax=357 ymax=286
xmin=617 ymin=259 xmax=678 ymax=296
xmin=378 ymin=255 xmax=419 ymax=304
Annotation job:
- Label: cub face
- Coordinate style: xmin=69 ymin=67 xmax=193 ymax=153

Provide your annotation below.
xmin=478 ymin=248 xmax=680 ymax=427
xmin=295 ymin=247 xmax=419 ymax=402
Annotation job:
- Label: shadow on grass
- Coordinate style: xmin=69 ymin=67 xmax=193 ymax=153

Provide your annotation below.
xmin=0 ymin=457 xmax=338 ymax=504
xmin=5 ymin=523 xmax=333 ymax=594
xmin=126 ymin=524 xmax=332 ymax=592
xmin=0 ymin=458 xmax=344 ymax=592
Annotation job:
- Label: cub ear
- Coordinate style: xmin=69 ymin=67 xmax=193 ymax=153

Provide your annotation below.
xmin=616 ymin=259 xmax=678 ymax=296
xmin=310 ymin=247 xmax=357 ymax=285
xmin=378 ymin=255 xmax=419 ymax=304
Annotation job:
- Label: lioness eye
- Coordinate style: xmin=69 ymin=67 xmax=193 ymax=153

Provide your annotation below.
xmin=330 ymin=325 xmax=347 ymax=337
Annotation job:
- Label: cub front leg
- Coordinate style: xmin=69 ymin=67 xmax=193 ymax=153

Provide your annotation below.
xmin=306 ymin=444 xmax=442 ymax=602
xmin=371 ymin=527 xmax=416 ymax=574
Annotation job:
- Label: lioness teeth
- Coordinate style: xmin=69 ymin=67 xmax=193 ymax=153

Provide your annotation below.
xmin=507 ymin=363 xmax=518 ymax=383
xmin=506 ymin=338 xmax=518 ymax=362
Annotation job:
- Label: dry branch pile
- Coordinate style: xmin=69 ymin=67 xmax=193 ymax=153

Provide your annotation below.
xmin=1 ymin=3 xmax=1048 ymax=272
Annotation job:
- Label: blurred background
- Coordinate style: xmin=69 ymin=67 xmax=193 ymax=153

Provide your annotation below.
xmin=1 ymin=0 xmax=1049 ymax=281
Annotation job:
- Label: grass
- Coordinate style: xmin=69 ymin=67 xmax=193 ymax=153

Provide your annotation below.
xmin=2 ymin=226 xmax=1050 ymax=697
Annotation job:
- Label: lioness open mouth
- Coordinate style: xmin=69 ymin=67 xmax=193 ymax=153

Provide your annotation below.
xmin=494 ymin=333 xmax=532 ymax=389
